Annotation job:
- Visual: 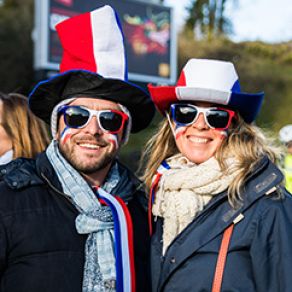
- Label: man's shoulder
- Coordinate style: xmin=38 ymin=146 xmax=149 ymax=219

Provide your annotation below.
xmin=116 ymin=160 xmax=148 ymax=211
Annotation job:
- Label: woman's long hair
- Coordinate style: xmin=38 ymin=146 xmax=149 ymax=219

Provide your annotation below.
xmin=0 ymin=92 xmax=50 ymax=159
xmin=140 ymin=114 xmax=283 ymax=207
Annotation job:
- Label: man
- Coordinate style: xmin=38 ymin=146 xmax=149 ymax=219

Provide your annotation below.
xmin=0 ymin=5 xmax=154 ymax=292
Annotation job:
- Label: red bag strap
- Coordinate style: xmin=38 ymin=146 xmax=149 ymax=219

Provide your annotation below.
xmin=211 ymin=223 xmax=235 ymax=292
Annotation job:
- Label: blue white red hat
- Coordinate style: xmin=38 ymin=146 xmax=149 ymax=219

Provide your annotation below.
xmin=148 ymin=58 xmax=264 ymax=123
xmin=29 ymin=5 xmax=154 ymax=133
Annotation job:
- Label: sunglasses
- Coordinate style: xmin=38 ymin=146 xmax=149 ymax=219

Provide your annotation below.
xmin=170 ymin=103 xmax=236 ymax=130
xmin=58 ymin=105 xmax=128 ymax=134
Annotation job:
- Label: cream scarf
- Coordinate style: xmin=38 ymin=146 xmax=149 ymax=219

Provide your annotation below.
xmin=152 ymin=153 xmax=239 ymax=255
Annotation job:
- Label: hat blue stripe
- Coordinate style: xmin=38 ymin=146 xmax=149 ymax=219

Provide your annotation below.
xmin=229 ymin=91 xmax=264 ymax=123
xmin=231 ymin=80 xmax=241 ymax=92
xmin=113 ymin=9 xmax=128 ymax=82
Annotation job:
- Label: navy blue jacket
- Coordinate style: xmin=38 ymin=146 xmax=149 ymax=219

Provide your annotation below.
xmin=151 ymin=156 xmax=292 ymax=292
xmin=0 ymin=153 xmax=150 ymax=292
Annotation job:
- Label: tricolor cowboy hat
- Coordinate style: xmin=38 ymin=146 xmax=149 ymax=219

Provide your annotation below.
xmin=148 ymin=58 xmax=264 ymax=123
xmin=29 ymin=5 xmax=154 ymax=133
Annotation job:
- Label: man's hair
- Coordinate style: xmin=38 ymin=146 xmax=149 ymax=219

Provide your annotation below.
xmin=140 ymin=113 xmax=283 ymax=207
xmin=0 ymin=92 xmax=50 ymax=159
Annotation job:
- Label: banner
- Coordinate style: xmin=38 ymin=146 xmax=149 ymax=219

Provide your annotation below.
xmin=34 ymin=0 xmax=177 ymax=84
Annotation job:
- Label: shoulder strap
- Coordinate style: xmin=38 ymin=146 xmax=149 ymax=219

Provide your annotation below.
xmin=211 ymin=223 xmax=234 ymax=292
xmin=212 ymin=185 xmax=281 ymax=291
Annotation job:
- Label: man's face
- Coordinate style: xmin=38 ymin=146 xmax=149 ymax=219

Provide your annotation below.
xmin=57 ymin=97 xmax=125 ymax=174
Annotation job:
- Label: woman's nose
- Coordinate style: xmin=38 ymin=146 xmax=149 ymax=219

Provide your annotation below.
xmin=192 ymin=112 xmax=209 ymax=130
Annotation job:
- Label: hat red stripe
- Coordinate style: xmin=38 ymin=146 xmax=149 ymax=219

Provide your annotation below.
xmin=148 ymin=84 xmax=177 ymax=114
xmin=56 ymin=12 xmax=97 ymax=73
xmin=177 ymin=70 xmax=186 ymax=86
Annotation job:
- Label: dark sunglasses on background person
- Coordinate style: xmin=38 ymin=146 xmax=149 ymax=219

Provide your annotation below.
xmin=170 ymin=103 xmax=236 ymax=130
xmin=58 ymin=105 xmax=129 ymax=134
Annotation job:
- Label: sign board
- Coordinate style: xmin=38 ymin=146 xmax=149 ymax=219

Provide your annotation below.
xmin=34 ymin=0 xmax=177 ymax=84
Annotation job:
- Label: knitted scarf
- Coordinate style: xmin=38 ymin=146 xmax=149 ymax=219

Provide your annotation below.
xmin=46 ymin=141 xmax=134 ymax=292
xmin=152 ymin=153 xmax=239 ymax=255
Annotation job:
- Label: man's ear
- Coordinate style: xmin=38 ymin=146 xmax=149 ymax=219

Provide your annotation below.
xmin=54 ymin=113 xmax=62 ymax=140
xmin=55 ymin=131 xmax=60 ymax=140
xmin=120 ymin=119 xmax=131 ymax=146
xmin=121 ymin=120 xmax=128 ymax=140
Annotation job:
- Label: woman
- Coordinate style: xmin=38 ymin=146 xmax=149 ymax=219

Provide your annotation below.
xmin=142 ymin=59 xmax=292 ymax=291
xmin=0 ymin=92 xmax=50 ymax=163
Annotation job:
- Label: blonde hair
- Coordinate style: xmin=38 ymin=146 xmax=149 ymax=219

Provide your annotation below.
xmin=140 ymin=115 xmax=283 ymax=207
xmin=0 ymin=92 xmax=50 ymax=159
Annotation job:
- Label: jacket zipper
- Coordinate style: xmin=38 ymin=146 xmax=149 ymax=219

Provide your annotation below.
xmin=40 ymin=172 xmax=76 ymax=206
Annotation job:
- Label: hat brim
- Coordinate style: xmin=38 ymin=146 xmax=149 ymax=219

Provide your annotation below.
xmin=148 ymin=84 xmax=264 ymax=123
xmin=29 ymin=70 xmax=155 ymax=133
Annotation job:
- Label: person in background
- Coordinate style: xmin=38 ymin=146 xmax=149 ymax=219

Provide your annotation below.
xmin=0 ymin=92 xmax=49 ymax=164
xmin=279 ymin=124 xmax=292 ymax=193
xmin=0 ymin=6 xmax=154 ymax=292
xmin=141 ymin=58 xmax=292 ymax=291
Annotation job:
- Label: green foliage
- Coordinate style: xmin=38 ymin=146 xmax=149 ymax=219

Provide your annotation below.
xmin=0 ymin=1 xmax=291 ymax=171
xmin=0 ymin=0 xmax=34 ymax=93
xmin=185 ymin=0 xmax=237 ymax=40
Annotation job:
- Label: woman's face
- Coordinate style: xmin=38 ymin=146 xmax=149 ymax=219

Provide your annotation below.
xmin=171 ymin=102 xmax=231 ymax=164
xmin=0 ymin=100 xmax=13 ymax=156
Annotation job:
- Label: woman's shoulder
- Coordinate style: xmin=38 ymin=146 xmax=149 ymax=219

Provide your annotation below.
xmin=0 ymin=157 xmax=43 ymax=189
xmin=247 ymin=186 xmax=292 ymax=231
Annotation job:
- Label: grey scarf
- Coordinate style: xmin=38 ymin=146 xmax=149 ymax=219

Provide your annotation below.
xmin=46 ymin=141 xmax=119 ymax=291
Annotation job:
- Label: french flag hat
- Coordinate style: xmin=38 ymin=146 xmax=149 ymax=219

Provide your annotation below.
xmin=148 ymin=58 xmax=264 ymax=123
xmin=29 ymin=5 xmax=154 ymax=133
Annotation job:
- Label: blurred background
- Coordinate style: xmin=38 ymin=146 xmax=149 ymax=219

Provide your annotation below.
xmin=0 ymin=0 xmax=291 ymax=170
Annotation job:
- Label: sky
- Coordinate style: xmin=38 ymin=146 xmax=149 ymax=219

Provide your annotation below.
xmin=164 ymin=0 xmax=292 ymax=43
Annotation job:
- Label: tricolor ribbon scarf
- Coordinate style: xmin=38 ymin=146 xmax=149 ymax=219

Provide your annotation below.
xmin=46 ymin=141 xmax=135 ymax=292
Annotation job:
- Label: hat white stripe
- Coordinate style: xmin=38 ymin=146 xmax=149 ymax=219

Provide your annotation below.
xmin=91 ymin=6 xmax=125 ymax=79
xmin=183 ymin=59 xmax=238 ymax=91
xmin=176 ymin=87 xmax=231 ymax=105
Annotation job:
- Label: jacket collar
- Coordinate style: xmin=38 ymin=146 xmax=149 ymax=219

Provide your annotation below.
xmin=203 ymin=155 xmax=283 ymax=214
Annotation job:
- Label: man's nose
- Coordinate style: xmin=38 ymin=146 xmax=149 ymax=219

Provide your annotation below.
xmin=84 ymin=116 xmax=103 ymax=135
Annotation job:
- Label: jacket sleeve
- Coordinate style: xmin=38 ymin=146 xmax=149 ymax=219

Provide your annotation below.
xmin=250 ymin=192 xmax=292 ymax=292
xmin=0 ymin=215 xmax=7 ymax=278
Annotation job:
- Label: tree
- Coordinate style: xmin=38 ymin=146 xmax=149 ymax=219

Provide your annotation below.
xmin=185 ymin=0 xmax=237 ymax=40
xmin=0 ymin=0 xmax=34 ymax=94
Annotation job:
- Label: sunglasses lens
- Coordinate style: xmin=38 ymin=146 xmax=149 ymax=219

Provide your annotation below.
xmin=173 ymin=105 xmax=198 ymax=125
xmin=207 ymin=109 xmax=230 ymax=129
xmin=64 ymin=107 xmax=90 ymax=128
xmin=99 ymin=111 xmax=124 ymax=132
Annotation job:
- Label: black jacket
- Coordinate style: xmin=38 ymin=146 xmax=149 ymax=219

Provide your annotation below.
xmin=0 ymin=153 xmax=150 ymax=292
xmin=151 ymin=156 xmax=292 ymax=292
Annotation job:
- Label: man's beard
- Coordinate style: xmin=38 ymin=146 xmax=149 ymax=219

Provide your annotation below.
xmin=62 ymin=149 xmax=116 ymax=174
xmin=58 ymin=136 xmax=117 ymax=174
